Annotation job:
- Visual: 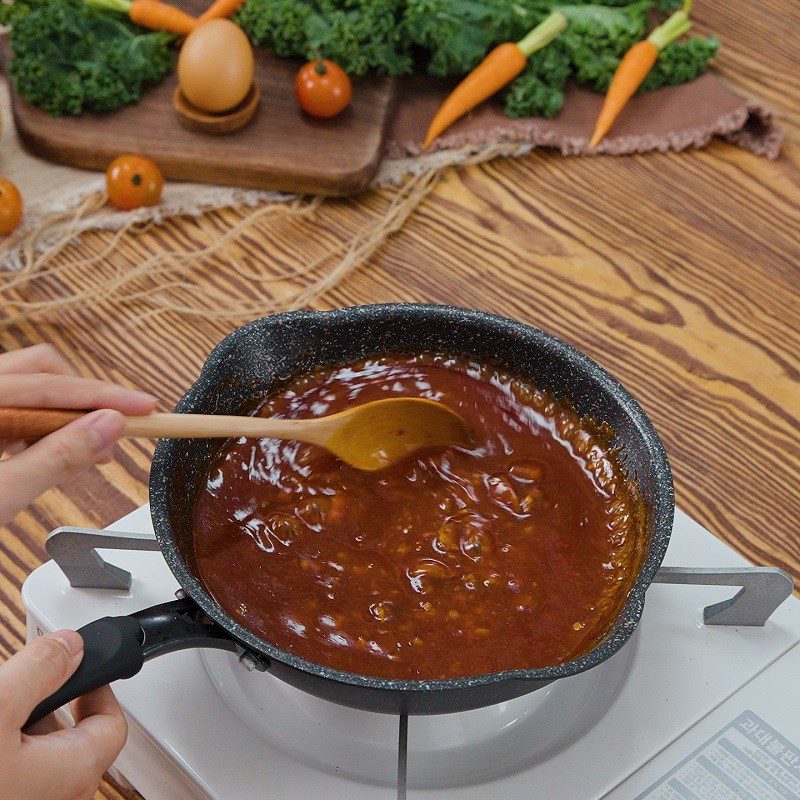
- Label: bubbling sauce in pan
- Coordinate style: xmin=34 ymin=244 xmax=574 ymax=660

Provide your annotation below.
xmin=193 ymin=355 xmax=644 ymax=680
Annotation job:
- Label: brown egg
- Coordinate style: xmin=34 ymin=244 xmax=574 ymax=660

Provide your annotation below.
xmin=178 ymin=19 xmax=254 ymax=114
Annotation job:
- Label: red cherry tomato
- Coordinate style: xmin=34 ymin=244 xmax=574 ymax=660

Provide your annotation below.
xmin=295 ymin=59 xmax=353 ymax=119
xmin=0 ymin=179 xmax=23 ymax=236
xmin=106 ymin=155 xmax=164 ymax=211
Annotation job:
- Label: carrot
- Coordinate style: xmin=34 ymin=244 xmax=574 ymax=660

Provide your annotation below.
xmin=422 ymin=11 xmax=567 ymax=151
xmin=198 ymin=0 xmax=244 ymax=23
xmin=588 ymin=40 xmax=658 ymax=149
xmin=86 ymin=0 xmax=197 ymax=36
xmin=130 ymin=0 xmax=197 ymax=33
xmin=589 ymin=0 xmax=693 ymax=149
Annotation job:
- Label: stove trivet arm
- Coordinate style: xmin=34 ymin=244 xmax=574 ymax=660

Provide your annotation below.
xmin=45 ymin=526 xmax=160 ymax=590
xmin=653 ymin=566 xmax=794 ymax=626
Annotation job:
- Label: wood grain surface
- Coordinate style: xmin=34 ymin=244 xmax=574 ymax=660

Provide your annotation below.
xmin=7 ymin=0 xmax=395 ymax=195
xmin=0 ymin=0 xmax=798 ymax=798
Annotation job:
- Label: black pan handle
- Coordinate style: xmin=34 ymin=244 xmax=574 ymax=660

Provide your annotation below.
xmin=25 ymin=616 xmax=144 ymax=729
xmin=24 ymin=598 xmax=243 ymax=730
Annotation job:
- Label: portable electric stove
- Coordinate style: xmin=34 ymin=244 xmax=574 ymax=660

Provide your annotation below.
xmin=22 ymin=505 xmax=800 ymax=800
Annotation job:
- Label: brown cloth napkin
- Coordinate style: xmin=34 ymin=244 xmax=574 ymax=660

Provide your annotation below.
xmin=385 ymin=73 xmax=784 ymax=159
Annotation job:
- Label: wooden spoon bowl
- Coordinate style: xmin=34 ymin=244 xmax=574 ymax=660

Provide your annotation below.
xmin=0 ymin=397 xmax=472 ymax=471
xmin=173 ymin=83 xmax=260 ymax=135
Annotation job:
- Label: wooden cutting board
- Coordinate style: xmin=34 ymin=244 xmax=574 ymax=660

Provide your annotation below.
xmin=5 ymin=8 xmax=396 ymax=196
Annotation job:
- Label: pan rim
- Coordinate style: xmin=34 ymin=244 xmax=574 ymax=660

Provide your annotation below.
xmin=150 ymin=303 xmax=674 ymax=692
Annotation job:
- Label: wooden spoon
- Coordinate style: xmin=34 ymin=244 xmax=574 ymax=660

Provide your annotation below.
xmin=0 ymin=398 xmax=472 ymax=471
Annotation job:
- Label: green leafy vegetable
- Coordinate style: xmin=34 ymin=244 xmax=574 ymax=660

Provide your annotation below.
xmin=233 ymin=0 xmax=313 ymax=56
xmin=402 ymin=0 xmax=541 ymax=77
xmin=559 ymin=1 xmax=650 ymax=91
xmin=640 ymin=36 xmax=720 ymax=90
xmin=503 ymin=1 xmax=649 ymax=116
xmin=235 ymin=0 xmax=411 ymax=76
xmin=2 ymin=0 xmax=174 ymax=116
xmin=305 ymin=0 xmax=411 ymax=76
xmin=504 ymin=41 xmax=570 ymax=117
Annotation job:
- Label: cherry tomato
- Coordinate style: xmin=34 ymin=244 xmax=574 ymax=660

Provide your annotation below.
xmin=295 ymin=60 xmax=353 ymax=119
xmin=0 ymin=180 xmax=23 ymax=236
xmin=106 ymin=155 xmax=164 ymax=211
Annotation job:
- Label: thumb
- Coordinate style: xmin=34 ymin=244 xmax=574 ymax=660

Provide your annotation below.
xmin=0 ymin=409 xmax=124 ymax=522
xmin=0 ymin=630 xmax=84 ymax=730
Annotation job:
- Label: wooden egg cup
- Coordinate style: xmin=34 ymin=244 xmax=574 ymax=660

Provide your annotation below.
xmin=173 ymin=83 xmax=260 ymax=135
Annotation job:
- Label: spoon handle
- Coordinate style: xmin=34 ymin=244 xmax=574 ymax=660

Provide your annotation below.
xmin=0 ymin=407 xmax=306 ymax=442
xmin=122 ymin=412 xmax=294 ymax=439
xmin=0 ymin=407 xmax=84 ymax=440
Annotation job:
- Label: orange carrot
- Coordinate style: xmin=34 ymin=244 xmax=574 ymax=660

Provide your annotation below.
xmin=588 ymin=40 xmax=658 ymax=149
xmin=198 ymin=0 xmax=244 ymax=23
xmin=423 ymin=12 xmax=567 ymax=151
xmin=86 ymin=0 xmax=197 ymax=35
xmin=130 ymin=0 xmax=197 ymax=33
xmin=589 ymin=0 xmax=693 ymax=149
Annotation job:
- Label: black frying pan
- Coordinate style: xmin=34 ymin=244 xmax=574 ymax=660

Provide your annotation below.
xmin=27 ymin=304 xmax=673 ymax=726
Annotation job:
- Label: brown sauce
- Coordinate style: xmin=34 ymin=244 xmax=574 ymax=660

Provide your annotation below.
xmin=192 ymin=355 xmax=644 ymax=680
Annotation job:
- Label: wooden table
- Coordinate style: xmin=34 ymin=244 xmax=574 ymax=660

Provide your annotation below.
xmin=0 ymin=0 xmax=798 ymax=797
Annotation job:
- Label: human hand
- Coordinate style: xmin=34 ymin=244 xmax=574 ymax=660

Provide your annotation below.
xmin=0 ymin=630 xmax=127 ymax=800
xmin=0 ymin=344 xmax=156 ymax=524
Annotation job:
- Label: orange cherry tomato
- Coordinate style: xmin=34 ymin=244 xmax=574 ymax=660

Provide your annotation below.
xmin=295 ymin=59 xmax=353 ymax=119
xmin=0 ymin=180 xmax=23 ymax=236
xmin=106 ymin=155 xmax=164 ymax=211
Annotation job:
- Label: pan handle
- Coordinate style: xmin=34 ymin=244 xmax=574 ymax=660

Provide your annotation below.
xmin=24 ymin=598 xmax=242 ymax=731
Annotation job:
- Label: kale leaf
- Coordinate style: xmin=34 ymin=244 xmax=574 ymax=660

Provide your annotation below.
xmin=234 ymin=0 xmax=314 ymax=57
xmin=504 ymin=41 xmax=570 ymax=117
xmin=235 ymin=0 xmax=411 ymax=76
xmin=305 ymin=0 xmax=411 ymax=76
xmin=566 ymin=32 xmax=719 ymax=94
xmin=3 ymin=0 xmax=174 ymax=116
xmin=403 ymin=0 xmax=543 ymax=77
xmin=559 ymin=1 xmax=650 ymax=91
xmin=503 ymin=1 xmax=649 ymax=116
xmin=640 ymin=36 xmax=720 ymax=90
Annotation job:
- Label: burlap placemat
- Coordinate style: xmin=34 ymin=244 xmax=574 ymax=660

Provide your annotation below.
xmin=389 ymin=73 xmax=783 ymax=159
